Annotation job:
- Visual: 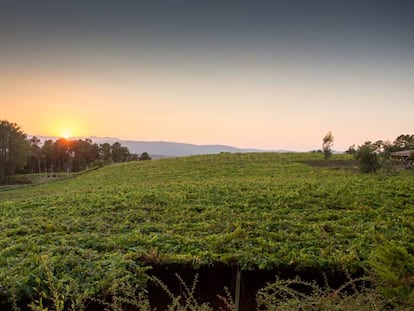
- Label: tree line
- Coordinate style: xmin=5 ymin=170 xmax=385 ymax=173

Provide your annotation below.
xmin=317 ymin=131 xmax=413 ymax=173
xmin=345 ymin=135 xmax=414 ymax=173
xmin=1 ymin=120 xmax=151 ymax=184
xmin=345 ymin=134 xmax=414 ymax=156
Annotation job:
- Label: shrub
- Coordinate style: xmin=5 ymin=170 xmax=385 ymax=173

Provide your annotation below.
xmin=355 ymin=143 xmax=380 ymax=173
xmin=256 ymin=274 xmax=388 ymax=311
xmin=367 ymin=242 xmax=414 ymax=308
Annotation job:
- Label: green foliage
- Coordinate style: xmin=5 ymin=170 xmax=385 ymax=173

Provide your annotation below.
xmin=5 ymin=269 xmax=413 ymax=310
xmin=28 ymin=266 xmax=65 ymax=311
xmin=367 ymin=242 xmax=414 ymax=307
xmin=0 ymin=152 xmax=413 ymax=307
xmin=355 ymin=142 xmax=380 ymax=173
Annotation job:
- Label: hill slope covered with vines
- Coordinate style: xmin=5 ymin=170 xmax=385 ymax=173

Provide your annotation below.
xmin=1 ymin=152 xmax=413 ymax=305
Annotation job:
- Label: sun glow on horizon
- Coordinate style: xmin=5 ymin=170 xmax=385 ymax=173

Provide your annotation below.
xmin=57 ymin=123 xmax=82 ymax=139
xmin=48 ymin=117 xmax=88 ymax=140
xmin=60 ymin=129 xmax=72 ymax=139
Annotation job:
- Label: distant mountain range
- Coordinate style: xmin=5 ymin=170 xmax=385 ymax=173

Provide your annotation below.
xmin=32 ymin=135 xmax=288 ymax=158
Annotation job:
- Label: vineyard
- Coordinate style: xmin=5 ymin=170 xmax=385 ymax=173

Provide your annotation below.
xmin=0 ymin=152 xmax=413 ymax=309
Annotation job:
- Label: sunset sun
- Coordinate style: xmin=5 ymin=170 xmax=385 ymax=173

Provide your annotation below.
xmin=60 ymin=129 xmax=73 ymax=139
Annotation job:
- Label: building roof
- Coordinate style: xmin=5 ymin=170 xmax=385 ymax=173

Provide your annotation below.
xmin=391 ymin=150 xmax=414 ymax=157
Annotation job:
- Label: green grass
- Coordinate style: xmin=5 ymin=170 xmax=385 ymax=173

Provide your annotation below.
xmin=0 ymin=152 xmax=413 ymax=306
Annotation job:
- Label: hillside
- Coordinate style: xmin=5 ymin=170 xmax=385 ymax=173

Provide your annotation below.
xmin=34 ymin=135 xmax=279 ymax=157
xmin=0 ymin=152 xmax=413 ymax=308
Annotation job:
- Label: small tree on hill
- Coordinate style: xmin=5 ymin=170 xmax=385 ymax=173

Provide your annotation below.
xmin=345 ymin=144 xmax=356 ymax=155
xmin=139 ymin=152 xmax=151 ymax=161
xmin=322 ymin=131 xmax=334 ymax=160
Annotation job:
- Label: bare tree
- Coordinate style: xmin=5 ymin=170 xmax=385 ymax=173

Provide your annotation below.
xmin=322 ymin=131 xmax=334 ymax=160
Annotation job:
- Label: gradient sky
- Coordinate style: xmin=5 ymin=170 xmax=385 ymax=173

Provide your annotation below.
xmin=1 ymin=0 xmax=413 ymax=151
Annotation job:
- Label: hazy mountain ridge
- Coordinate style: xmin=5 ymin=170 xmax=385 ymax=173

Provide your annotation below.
xmin=32 ymin=135 xmax=287 ymax=157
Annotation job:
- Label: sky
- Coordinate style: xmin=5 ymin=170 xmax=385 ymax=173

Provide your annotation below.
xmin=1 ymin=0 xmax=413 ymax=151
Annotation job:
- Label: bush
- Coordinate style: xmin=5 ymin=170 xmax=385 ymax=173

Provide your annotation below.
xmin=355 ymin=143 xmax=380 ymax=173
xmin=139 ymin=152 xmax=152 ymax=161
xmin=256 ymin=274 xmax=388 ymax=311
xmin=367 ymin=242 xmax=414 ymax=308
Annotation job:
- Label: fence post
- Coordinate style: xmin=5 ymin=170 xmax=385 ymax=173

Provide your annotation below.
xmin=235 ymin=265 xmax=241 ymax=310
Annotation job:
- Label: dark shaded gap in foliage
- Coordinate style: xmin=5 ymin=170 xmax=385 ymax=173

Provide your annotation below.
xmin=146 ymin=263 xmax=365 ymax=311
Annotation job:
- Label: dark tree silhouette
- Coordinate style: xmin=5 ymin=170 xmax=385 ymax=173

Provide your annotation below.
xmin=111 ymin=142 xmax=130 ymax=163
xmin=139 ymin=152 xmax=152 ymax=161
xmin=0 ymin=120 xmax=30 ymax=183
xmin=26 ymin=136 xmax=42 ymax=173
